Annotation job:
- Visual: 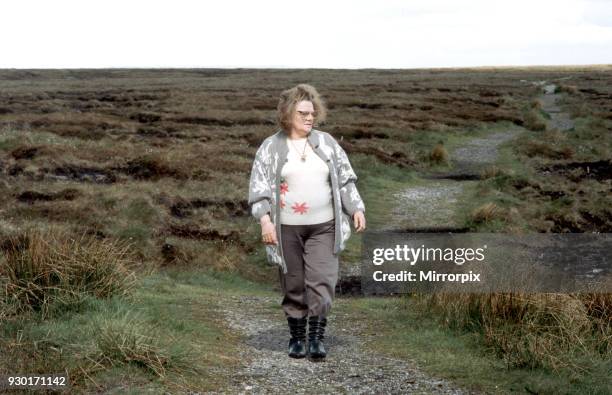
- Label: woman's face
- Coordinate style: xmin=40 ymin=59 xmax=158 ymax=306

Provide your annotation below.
xmin=290 ymin=100 xmax=315 ymax=136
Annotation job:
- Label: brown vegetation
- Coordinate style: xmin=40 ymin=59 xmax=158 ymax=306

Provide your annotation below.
xmin=419 ymin=292 xmax=612 ymax=372
xmin=429 ymin=142 xmax=449 ymax=164
xmin=470 ymin=202 xmax=505 ymax=224
xmin=0 ymin=228 xmax=137 ymax=319
xmin=1 ymin=67 xmax=610 ymax=392
xmin=524 ymin=108 xmax=547 ymax=131
xmin=1 ymin=67 xmax=610 ymax=274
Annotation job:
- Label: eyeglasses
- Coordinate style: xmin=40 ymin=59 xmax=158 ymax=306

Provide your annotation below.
xmin=296 ymin=110 xmax=317 ymax=120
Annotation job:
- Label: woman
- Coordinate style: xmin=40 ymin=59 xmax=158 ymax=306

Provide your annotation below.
xmin=248 ymin=84 xmax=366 ymax=360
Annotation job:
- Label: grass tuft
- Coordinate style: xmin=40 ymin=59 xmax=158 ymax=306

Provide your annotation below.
xmin=417 ymin=293 xmax=612 ymax=373
xmin=429 ymin=142 xmax=449 ymax=164
xmin=0 ymin=227 xmax=137 ymax=319
xmin=93 ymin=309 xmax=195 ymax=378
xmin=524 ymin=108 xmax=547 ymax=131
xmin=470 ymin=202 xmax=505 ymax=223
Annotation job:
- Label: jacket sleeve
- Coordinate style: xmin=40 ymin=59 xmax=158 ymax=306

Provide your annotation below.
xmin=332 ymin=138 xmax=366 ymax=217
xmin=248 ymin=141 xmax=272 ymax=221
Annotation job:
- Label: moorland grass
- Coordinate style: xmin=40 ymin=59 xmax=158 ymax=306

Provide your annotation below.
xmin=1 ymin=67 xmax=610 ymax=392
xmin=0 ymin=227 xmax=138 ymax=319
xmin=340 ymin=295 xmax=612 ymax=395
xmin=418 ymin=293 xmax=612 ymax=373
xmin=0 ymin=267 xmax=257 ymax=393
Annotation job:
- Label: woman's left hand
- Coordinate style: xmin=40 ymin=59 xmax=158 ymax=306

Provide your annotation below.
xmin=353 ymin=211 xmax=366 ymax=232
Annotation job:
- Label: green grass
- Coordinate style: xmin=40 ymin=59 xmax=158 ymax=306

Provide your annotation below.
xmin=0 ymin=267 xmax=271 ymax=393
xmin=352 ymin=153 xmax=418 ymax=229
xmin=339 ymin=296 xmax=612 ymax=395
xmin=336 ymin=152 xmax=421 ymax=269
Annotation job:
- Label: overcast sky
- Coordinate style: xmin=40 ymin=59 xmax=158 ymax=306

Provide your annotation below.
xmin=2 ymin=0 xmax=611 ymax=69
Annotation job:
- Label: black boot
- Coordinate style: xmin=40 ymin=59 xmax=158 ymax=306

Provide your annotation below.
xmin=287 ymin=316 xmax=307 ymax=358
xmin=308 ymin=315 xmax=327 ymax=359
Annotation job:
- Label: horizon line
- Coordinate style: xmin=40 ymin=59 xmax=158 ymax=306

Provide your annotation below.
xmin=1 ymin=64 xmax=611 ymax=71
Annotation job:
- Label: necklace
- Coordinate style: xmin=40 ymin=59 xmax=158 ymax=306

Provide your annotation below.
xmin=289 ymin=137 xmax=309 ymax=162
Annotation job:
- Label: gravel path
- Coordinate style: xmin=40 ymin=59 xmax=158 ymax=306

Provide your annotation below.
xmin=210 ymin=295 xmax=473 ymax=395
xmin=211 ymin=124 xmax=526 ymax=394
xmin=387 ymin=180 xmax=471 ymax=230
xmin=389 ymin=129 xmax=522 ymax=231
xmin=451 ymin=130 xmax=521 ymax=166
xmin=540 ymin=84 xmax=575 ymax=132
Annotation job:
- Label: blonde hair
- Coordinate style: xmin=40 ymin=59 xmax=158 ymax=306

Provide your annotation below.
xmin=276 ymin=84 xmax=327 ymax=132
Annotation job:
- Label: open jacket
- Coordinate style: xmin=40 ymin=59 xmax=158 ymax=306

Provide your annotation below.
xmin=248 ymin=129 xmax=366 ymax=274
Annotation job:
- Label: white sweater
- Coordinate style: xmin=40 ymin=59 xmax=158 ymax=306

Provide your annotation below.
xmin=279 ymin=137 xmax=334 ymax=225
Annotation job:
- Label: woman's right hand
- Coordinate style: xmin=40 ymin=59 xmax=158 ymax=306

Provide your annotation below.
xmin=260 ymin=215 xmax=278 ymax=245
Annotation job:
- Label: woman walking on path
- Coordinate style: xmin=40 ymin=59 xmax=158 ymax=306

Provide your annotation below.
xmin=248 ymin=84 xmax=366 ymax=360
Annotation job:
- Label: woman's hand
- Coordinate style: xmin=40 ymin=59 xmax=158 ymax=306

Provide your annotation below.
xmin=260 ymin=215 xmax=278 ymax=245
xmin=353 ymin=211 xmax=366 ymax=232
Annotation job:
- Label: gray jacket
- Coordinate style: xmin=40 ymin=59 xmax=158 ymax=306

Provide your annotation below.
xmin=248 ymin=129 xmax=366 ymax=274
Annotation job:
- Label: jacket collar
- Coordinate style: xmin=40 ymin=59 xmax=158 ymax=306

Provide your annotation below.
xmin=307 ymin=129 xmax=321 ymax=148
xmin=273 ymin=128 xmax=325 ymax=162
xmin=275 ymin=128 xmax=320 ymax=147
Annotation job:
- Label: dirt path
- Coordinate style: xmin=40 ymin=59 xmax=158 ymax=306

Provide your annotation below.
xmin=211 ymin=295 xmax=469 ymax=394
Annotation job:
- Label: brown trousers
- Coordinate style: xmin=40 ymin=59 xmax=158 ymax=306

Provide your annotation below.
xmin=278 ymin=218 xmax=338 ymax=319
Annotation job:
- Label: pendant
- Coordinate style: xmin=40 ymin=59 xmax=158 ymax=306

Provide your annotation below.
xmin=301 ymin=155 xmax=306 ymax=162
